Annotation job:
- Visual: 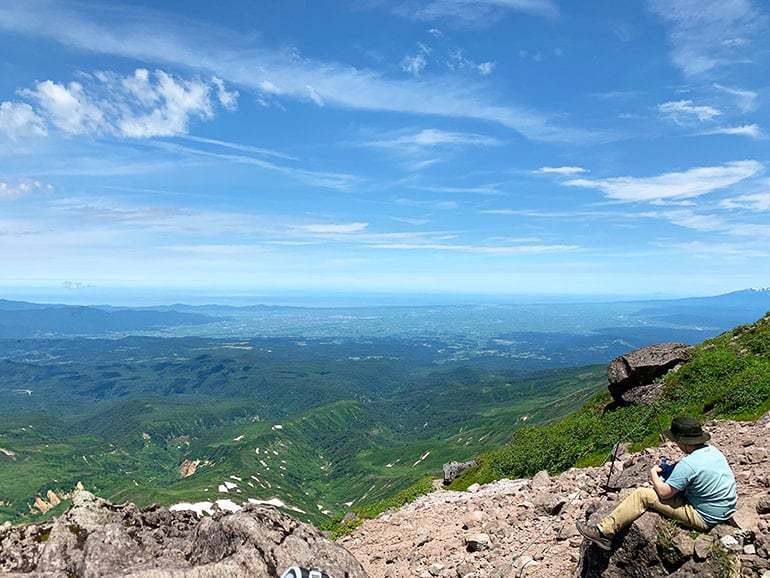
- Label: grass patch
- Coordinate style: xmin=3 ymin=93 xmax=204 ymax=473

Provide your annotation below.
xmin=323 ymin=477 xmax=434 ymax=539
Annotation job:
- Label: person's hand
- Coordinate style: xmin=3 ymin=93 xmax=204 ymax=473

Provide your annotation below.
xmin=650 ymin=465 xmax=662 ymax=480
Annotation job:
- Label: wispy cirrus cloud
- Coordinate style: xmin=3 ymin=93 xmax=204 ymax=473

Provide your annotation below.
xmin=364 ymin=128 xmax=501 ymax=150
xmin=388 ymin=0 xmax=559 ymax=25
xmin=713 ymin=83 xmax=758 ymax=112
xmin=536 ymin=166 xmax=587 ymax=175
xmin=363 ymin=128 xmax=502 ymax=172
xmin=367 ymin=242 xmax=578 ymax=254
xmin=294 ymin=223 xmax=369 ymax=234
xmin=721 ymin=191 xmax=770 ymax=211
xmin=703 ymin=124 xmax=762 ymax=139
xmin=647 ymin=0 xmax=764 ymax=76
xmin=658 ymin=100 xmax=721 ymax=125
xmin=653 ymin=240 xmax=770 ymax=259
xmin=566 ymin=160 xmax=762 ymax=202
xmin=395 ymin=197 xmax=460 ymax=210
xmin=413 ymin=184 xmax=501 ymax=195
xmin=147 ymin=140 xmax=360 ymax=190
xmin=0 ymin=1 xmax=593 ymax=143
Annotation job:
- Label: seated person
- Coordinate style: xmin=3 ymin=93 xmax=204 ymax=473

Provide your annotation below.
xmin=577 ymin=415 xmax=737 ymax=550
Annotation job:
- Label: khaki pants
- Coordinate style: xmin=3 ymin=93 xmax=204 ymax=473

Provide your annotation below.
xmin=598 ymin=487 xmax=710 ymax=537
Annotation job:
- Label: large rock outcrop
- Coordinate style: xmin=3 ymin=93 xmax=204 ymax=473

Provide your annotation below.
xmin=443 ymin=460 xmax=478 ymax=485
xmin=0 ymin=490 xmax=368 ymax=578
xmin=608 ymin=343 xmax=692 ymax=405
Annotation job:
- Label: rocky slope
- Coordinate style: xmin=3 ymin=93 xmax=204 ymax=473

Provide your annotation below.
xmin=0 ymin=490 xmax=366 ymax=577
xmin=342 ymin=414 xmax=770 ymax=577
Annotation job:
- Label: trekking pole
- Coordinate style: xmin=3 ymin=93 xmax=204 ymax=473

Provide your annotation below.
xmin=603 ymin=440 xmax=621 ymax=490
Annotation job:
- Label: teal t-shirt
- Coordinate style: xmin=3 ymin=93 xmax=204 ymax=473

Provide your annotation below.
xmin=666 ymin=445 xmax=737 ymax=526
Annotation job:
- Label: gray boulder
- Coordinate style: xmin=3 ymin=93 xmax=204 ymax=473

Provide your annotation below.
xmin=608 ymin=343 xmax=692 ymax=404
xmin=0 ymin=490 xmax=368 ymax=577
xmin=442 ymin=460 xmax=477 ymax=485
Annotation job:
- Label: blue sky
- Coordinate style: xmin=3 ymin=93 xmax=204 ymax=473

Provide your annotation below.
xmin=0 ymin=0 xmax=768 ymax=298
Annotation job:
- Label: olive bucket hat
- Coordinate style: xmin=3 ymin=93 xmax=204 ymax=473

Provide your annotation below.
xmin=663 ymin=416 xmax=711 ymax=445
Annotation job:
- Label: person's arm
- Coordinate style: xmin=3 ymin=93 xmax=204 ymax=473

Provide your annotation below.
xmin=650 ymin=465 xmax=679 ymax=500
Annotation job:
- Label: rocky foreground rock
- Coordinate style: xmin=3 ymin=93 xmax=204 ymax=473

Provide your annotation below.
xmin=0 ymin=491 xmax=367 ymax=577
xmin=343 ymin=415 xmax=770 ymax=577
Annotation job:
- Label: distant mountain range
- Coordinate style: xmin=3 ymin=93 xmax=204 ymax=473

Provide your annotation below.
xmin=0 ymin=299 xmax=215 ymax=338
xmin=0 ymin=288 xmax=768 ymax=339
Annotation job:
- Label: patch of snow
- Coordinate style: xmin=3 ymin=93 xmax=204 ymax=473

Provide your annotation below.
xmin=272 ymin=424 xmax=283 ymax=430
xmin=230 ymin=475 xmax=242 ymax=481
xmin=248 ymin=497 xmax=306 ymax=514
xmin=170 ymin=501 xmax=214 ymax=516
xmin=215 ymin=499 xmax=241 ymax=513
xmin=218 ymin=481 xmax=238 ymax=493
xmin=233 ymin=434 xmax=245 ymax=441
xmin=412 ymin=450 xmax=431 ymax=467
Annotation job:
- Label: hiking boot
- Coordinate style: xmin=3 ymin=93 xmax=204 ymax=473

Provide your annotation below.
xmin=576 ymin=520 xmax=612 ymax=551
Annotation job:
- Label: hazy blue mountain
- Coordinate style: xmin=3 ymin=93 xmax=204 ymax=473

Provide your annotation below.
xmin=0 ymin=300 xmax=216 ymax=337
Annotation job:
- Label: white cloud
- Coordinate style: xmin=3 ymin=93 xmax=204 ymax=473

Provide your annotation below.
xmin=721 ymin=191 xmax=770 ymax=211
xmin=365 ymin=128 xmax=500 ymax=149
xmin=401 ymin=53 xmax=427 ymax=76
xmin=704 ymin=124 xmax=762 ymax=138
xmin=445 ymin=49 xmax=496 ymax=76
xmin=212 ymin=76 xmax=239 ymax=111
xmin=566 ymin=160 xmax=762 ymax=202
xmin=658 ymin=100 xmax=721 ymax=124
xmin=21 ymin=80 xmax=105 ymax=135
xmin=536 ymin=166 xmax=587 ymax=175
xmin=647 ymin=0 xmax=762 ymax=76
xmin=0 ymin=101 xmax=47 ymax=139
xmin=477 ymin=61 xmax=495 ymax=75
xmin=0 ymin=178 xmax=52 ymax=201
xmin=650 ymin=209 xmax=727 ymax=232
xmin=713 ymin=83 xmax=758 ymax=112
xmin=117 ymin=70 xmax=215 ymax=137
xmin=295 ymin=223 xmax=369 ymax=234
xmin=306 ymin=85 xmax=324 ymax=106
xmin=18 ymin=68 xmax=236 ymax=138
xmin=0 ymin=3 xmax=593 ymax=143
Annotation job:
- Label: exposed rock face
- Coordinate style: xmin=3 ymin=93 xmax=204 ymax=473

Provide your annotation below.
xmin=443 ymin=460 xmax=477 ymax=485
xmin=0 ymin=491 xmax=368 ymax=578
xmin=179 ymin=459 xmax=201 ymax=478
xmin=608 ymin=343 xmax=692 ymax=404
